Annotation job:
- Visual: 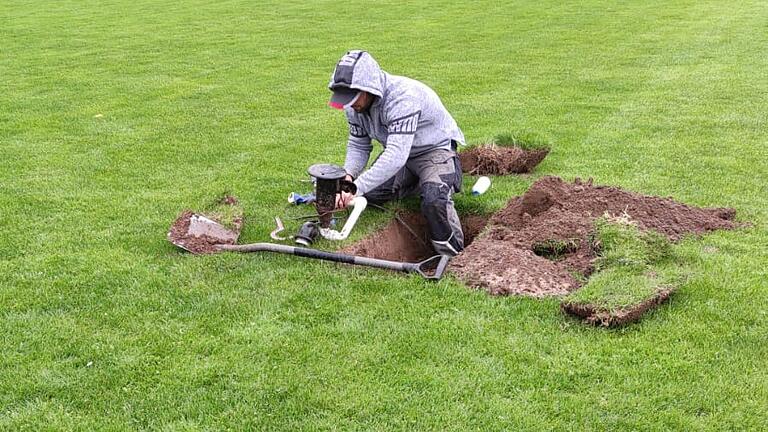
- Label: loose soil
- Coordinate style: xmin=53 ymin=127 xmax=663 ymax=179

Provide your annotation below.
xmin=459 ymin=144 xmax=549 ymax=175
xmin=561 ymin=287 xmax=675 ymax=327
xmin=167 ymin=198 xmax=244 ymax=254
xmin=341 ymin=212 xmax=489 ymax=263
xmin=449 ymin=176 xmax=738 ymax=297
xmin=172 ymin=180 xmax=738 ymax=322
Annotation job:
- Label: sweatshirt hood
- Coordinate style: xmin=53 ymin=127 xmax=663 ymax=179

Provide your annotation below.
xmin=328 ymin=50 xmax=385 ymax=98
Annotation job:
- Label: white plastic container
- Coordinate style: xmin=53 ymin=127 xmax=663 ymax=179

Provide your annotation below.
xmin=472 ymin=176 xmax=491 ymax=196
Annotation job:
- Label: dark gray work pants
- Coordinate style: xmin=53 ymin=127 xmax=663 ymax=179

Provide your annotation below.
xmin=364 ymin=146 xmax=464 ymax=256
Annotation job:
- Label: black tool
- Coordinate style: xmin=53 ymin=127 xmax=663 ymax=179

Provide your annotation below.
xmin=217 ymin=243 xmax=451 ymax=280
xmin=307 ymin=163 xmax=354 ymax=228
xmin=294 ymin=221 xmax=320 ymax=246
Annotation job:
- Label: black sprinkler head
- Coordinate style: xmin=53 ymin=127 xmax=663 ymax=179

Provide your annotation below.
xmin=308 ymin=163 xmax=347 ymax=228
xmin=294 ymin=221 xmax=320 ymax=247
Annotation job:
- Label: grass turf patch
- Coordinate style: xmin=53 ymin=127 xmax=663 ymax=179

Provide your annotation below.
xmin=493 ymin=131 xmax=552 ymax=151
xmin=458 ymin=130 xmax=552 ymax=175
xmin=591 ymin=213 xmax=673 ymax=272
xmin=562 ymin=214 xmax=684 ymax=326
xmin=532 ymin=238 xmax=580 ymax=260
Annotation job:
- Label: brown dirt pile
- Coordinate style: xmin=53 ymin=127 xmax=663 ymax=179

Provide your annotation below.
xmin=167 ymin=208 xmax=243 ymax=255
xmin=459 ymin=145 xmax=549 ymax=175
xmin=561 ymin=287 xmax=675 ymax=327
xmin=450 ymin=176 xmax=738 ymax=297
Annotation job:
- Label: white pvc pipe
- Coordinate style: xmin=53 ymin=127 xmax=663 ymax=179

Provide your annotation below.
xmin=320 ymin=196 xmax=367 ymax=241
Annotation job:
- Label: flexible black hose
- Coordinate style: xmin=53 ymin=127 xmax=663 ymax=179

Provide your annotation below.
xmin=217 ymin=243 xmax=419 ymax=273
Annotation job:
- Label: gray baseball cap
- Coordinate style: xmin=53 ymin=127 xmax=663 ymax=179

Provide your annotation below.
xmin=329 ymin=86 xmax=361 ymax=110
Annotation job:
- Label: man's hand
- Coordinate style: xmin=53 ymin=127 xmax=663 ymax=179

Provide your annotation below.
xmin=335 ymin=191 xmax=355 ymax=209
xmin=334 ymin=174 xmax=356 ymax=209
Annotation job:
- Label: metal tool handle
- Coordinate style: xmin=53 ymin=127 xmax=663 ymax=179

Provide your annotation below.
xmin=217 ymin=243 xmax=450 ymax=280
xmin=415 ymin=254 xmax=452 ymax=280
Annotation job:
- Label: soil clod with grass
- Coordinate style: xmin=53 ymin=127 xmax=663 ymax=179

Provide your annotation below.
xmin=561 ymin=287 xmax=675 ymax=327
xmin=449 ymin=176 xmax=738 ymax=296
xmin=459 ymin=133 xmax=551 ymax=175
xmin=167 ymin=195 xmax=244 ymax=254
xmin=459 ymin=145 xmax=549 ymax=175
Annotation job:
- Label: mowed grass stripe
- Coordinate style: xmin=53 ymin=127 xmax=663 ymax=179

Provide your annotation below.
xmin=1 ymin=0 xmax=767 ymax=430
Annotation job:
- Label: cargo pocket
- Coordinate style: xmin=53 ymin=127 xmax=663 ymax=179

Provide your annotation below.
xmin=453 ymin=154 xmax=463 ymax=193
xmin=429 ymin=152 xmax=462 ymax=194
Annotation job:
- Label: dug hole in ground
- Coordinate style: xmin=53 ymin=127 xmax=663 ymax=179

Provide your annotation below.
xmin=168 ymin=149 xmax=740 ymax=326
xmin=342 ymin=174 xmax=738 ymax=324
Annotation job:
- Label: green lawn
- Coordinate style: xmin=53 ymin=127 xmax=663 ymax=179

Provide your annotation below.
xmin=2 ymin=0 xmax=767 ymax=430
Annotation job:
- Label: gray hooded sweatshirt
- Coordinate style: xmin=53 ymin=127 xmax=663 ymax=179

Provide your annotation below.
xmin=329 ymin=50 xmax=465 ymax=196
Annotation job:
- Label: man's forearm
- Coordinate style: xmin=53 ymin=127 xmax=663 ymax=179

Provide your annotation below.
xmin=354 ymin=134 xmax=413 ymax=195
xmin=344 ymin=136 xmax=372 ymax=178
